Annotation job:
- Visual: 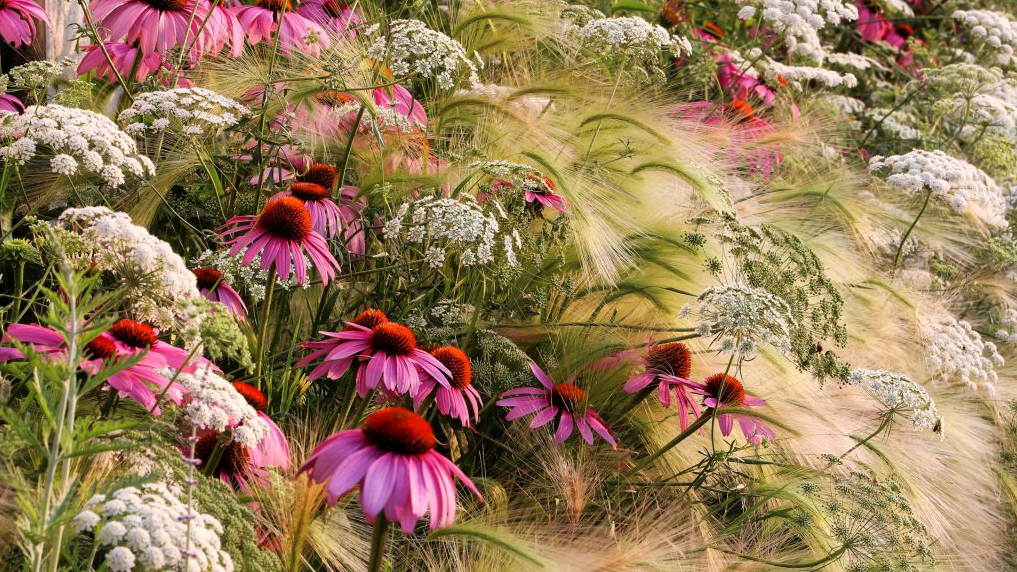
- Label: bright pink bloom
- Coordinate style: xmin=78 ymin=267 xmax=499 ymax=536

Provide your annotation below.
xmin=620 ymin=342 xmax=701 ymax=430
xmin=232 ymin=0 xmax=329 ymax=55
xmin=854 ymin=1 xmax=892 ymax=43
xmin=89 ymin=0 xmax=214 ymax=57
xmin=522 ymin=174 xmax=566 ymax=214
xmin=413 ymin=347 xmax=482 ymax=427
xmin=716 ymin=53 xmax=775 ymax=106
xmin=297 ymin=0 xmax=360 ymax=40
xmin=232 ymin=381 xmax=290 ymax=471
xmin=671 ymin=100 xmax=783 ymax=178
xmin=298 ymin=317 xmax=452 ymax=397
xmin=373 ymin=84 xmax=427 ymax=131
xmin=688 ymin=373 xmax=774 ymax=444
xmin=192 ymin=267 xmax=248 ymax=321
xmin=300 ymin=406 xmax=482 ymax=531
xmin=0 ymin=94 xmax=24 ymax=113
xmin=0 ymin=323 xmax=185 ymax=414
xmin=0 ymin=0 xmax=48 ymax=47
xmin=496 ymin=363 xmax=617 ymax=448
xmin=217 ymin=196 xmax=341 ymax=285
xmin=78 ymin=41 xmax=163 ymax=83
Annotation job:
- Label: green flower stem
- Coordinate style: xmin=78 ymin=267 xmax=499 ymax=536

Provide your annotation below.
xmin=629 ymin=413 xmax=713 ymax=474
xmin=367 ymin=514 xmax=391 ymax=572
xmin=892 ymin=188 xmax=932 ymax=276
xmin=255 ymin=271 xmax=279 ymax=381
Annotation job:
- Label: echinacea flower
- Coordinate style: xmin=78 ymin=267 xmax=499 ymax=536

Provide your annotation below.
xmin=107 ymin=319 xmax=195 ymax=372
xmin=414 ymin=346 xmax=483 ymax=427
xmin=300 ymin=406 xmax=482 ymax=531
xmin=496 ymin=363 xmax=617 ymax=448
xmin=297 ymin=308 xmax=386 ymax=378
xmin=688 ymin=373 xmax=774 ymax=444
xmin=89 ymin=0 xmax=213 ymax=57
xmin=0 ymin=323 xmax=185 ymax=414
xmin=0 ymin=0 xmax=48 ymax=47
xmin=217 ymin=196 xmax=341 ymax=285
xmin=716 ymin=53 xmax=775 ymax=106
xmin=272 ymin=182 xmax=347 ymax=240
xmin=0 ymin=94 xmax=24 ymax=114
xmin=78 ymin=41 xmax=163 ymax=83
xmin=297 ymin=0 xmax=361 ymax=39
xmin=523 ymin=174 xmax=566 ymax=214
xmin=193 ymin=430 xmax=265 ymax=484
xmin=298 ymin=315 xmax=452 ymax=397
xmin=621 ymin=342 xmax=701 ymax=429
xmin=232 ymin=0 xmax=330 ymax=55
xmin=232 ymin=381 xmax=290 ymax=471
xmin=192 ymin=267 xmax=248 ymax=321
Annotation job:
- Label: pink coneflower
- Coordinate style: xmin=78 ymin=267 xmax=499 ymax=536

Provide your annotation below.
xmin=272 ymin=182 xmax=347 ymax=240
xmin=523 ymin=174 xmax=566 ymax=214
xmin=300 ymin=406 xmax=482 ymax=531
xmin=621 ymin=342 xmax=701 ymax=429
xmin=192 ymin=267 xmax=248 ymax=322
xmin=217 ymin=196 xmax=341 ymax=285
xmin=0 ymin=324 xmax=185 ymax=414
xmin=297 ymin=0 xmax=360 ymax=39
xmin=298 ymin=317 xmax=452 ymax=397
xmin=0 ymin=94 xmax=24 ymax=113
xmin=373 ymin=84 xmax=427 ymax=131
xmin=414 ymin=346 xmax=482 ymax=427
xmin=232 ymin=381 xmax=290 ymax=471
xmin=496 ymin=363 xmax=617 ymax=448
xmin=232 ymin=0 xmax=330 ymax=55
xmin=0 ymin=0 xmax=48 ymax=47
xmin=854 ymin=1 xmax=892 ymax=43
xmin=297 ymin=308 xmax=387 ymax=379
xmin=193 ymin=430 xmax=263 ymax=484
xmin=671 ymin=100 xmax=782 ymax=179
xmin=716 ymin=53 xmax=775 ymax=106
xmin=688 ymin=373 xmax=774 ymax=445
xmin=108 ymin=319 xmax=195 ymax=372
xmin=89 ymin=0 xmax=213 ymax=57
xmin=78 ymin=41 xmax=163 ymax=83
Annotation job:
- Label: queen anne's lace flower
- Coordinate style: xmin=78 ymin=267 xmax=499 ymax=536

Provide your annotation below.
xmin=696 ymin=283 xmax=796 ymax=358
xmin=921 ymin=315 xmax=1004 ymax=391
xmin=366 ymin=20 xmax=481 ymax=89
xmin=0 ymin=105 xmax=154 ymax=186
xmin=847 ymin=369 xmax=942 ymax=432
xmin=119 ymin=88 xmax=250 ymax=137
xmin=572 ymin=16 xmax=691 ymax=63
xmin=174 ymin=365 xmax=268 ymax=447
xmin=74 ymin=483 xmax=234 ymax=572
xmin=753 ymin=54 xmax=858 ymax=89
xmin=869 ymin=150 xmax=1008 ymax=228
xmin=952 ymin=10 xmax=1017 ymax=67
xmin=736 ymin=0 xmax=858 ymax=61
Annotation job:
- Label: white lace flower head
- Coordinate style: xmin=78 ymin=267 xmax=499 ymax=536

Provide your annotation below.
xmin=696 ymin=283 xmax=795 ymax=358
xmin=920 ymin=315 xmax=1004 ymax=391
xmin=847 ymin=368 xmax=942 ymax=432
xmin=119 ymin=88 xmax=250 ymax=138
xmin=366 ymin=19 xmax=481 ymax=90
xmin=173 ymin=364 xmax=268 ymax=447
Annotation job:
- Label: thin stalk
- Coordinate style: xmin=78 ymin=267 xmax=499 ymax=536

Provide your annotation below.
xmin=255 ymin=271 xmax=279 ymax=381
xmin=629 ymin=413 xmax=712 ymax=474
xmin=367 ymin=515 xmax=390 ymax=572
xmin=891 ymin=188 xmax=932 ymax=276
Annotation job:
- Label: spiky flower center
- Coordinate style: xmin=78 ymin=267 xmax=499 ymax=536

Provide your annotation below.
xmin=550 ymin=382 xmax=587 ymax=411
xmin=431 ymin=347 xmax=472 ymax=389
xmin=84 ymin=336 xmax=117 ymax=360
xmin=323 ymin=0 xmax=347 ymax=17
xmin=110 ymin=319 xmax=158 ymax=348
xmin=725 ymin=99 xmax=755 ymax=121
xmin=297 ymin=162 xmax=338 ymax=190
xmin=290 ymin=182 xmax=329 ymax=202
xmin=703 ymin=373 xmax=746 ymax=406
xmin=232 ymin=381 xmax=267 ymax=412
xmin=361 ymin=407 xmax=436 ymax=455
xmin=316 ymin=90 xmax=356 ymax=107
xmin=140 ymin=0 xmax=189 ymax=12
xmin=352 ymin=308 xmax=388 ymax=329
xmin=257 ymin=0 xmax=292 ymax=11
xmin=703 ymin=22 xmax=725 ymax=38
xmin=195 ymin=433 xmax=250 ymax=477
xmin=645 ymin=342 xmax=692 ymax=378
xmin=257 ymin=197 xmax=312 ymax=241
xmin=191 ymin=267 xmax=223 ymax=291
xmin=370 ymin=322 xmax=417 ymax=356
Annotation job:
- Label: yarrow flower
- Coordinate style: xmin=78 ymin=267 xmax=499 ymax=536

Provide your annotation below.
xmin=496 ymin=363 xmax=617 ymax=448
xmin=621 ymin=342 xmax=702 ymax=429
xmin=413 ymin=346 xmax=483 ymax=427
xmin=73 ymin=482 xmax=235 ymax=572
xmin=869 ymin=149 xmax=1008 ymax=228
xmin=300 ymin=406 xmax=483 ymax=531
xmin=688 ymin=373 xmax=774 ymax=444
xmin=735 ymin=0 xmax=858 ymax=61
xmin=217 ymin=196 xmax=341 ymax=285
xmin=696 ymin=283 xmax=795 ymax=358
xmin=847 ymin=369 xmax=942 ymax=432
xmin=119 ymin=88 xmax=250 ymax=138
xmin=366 ymin=19 xmax=481 ymax=90
xmin=920 ymin=315 xmax=1003 ymax=391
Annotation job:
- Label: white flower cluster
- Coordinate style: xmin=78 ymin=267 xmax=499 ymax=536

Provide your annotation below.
xmin=572 ymin=16 xmax=692 ymax=62
xmin=736 ymin=0 xmax=858 ymax=61
xmin=56 ymin=207 xmax=202 ymax=333
xmin=190 ymin=249 xmax=269 ymax=300
xmin=366 ymin=20 xmax=481 ymax=90
xmin=6 ymin=58 xmax=74 ymax=91
xmin=847 ymin=369 xmax=941 ymax=432
xmin=821 ymin=94 xmax=866 ymax=114
xmin=939 ymin=93 xmax=1017 ymax=142
xmin=824 ymin=51 xmax=881 ymax=71
xmin=470 ymin=160 xmax=556 ymax=195
xmin=754 ymin=55 xmax=858 ymax=89
xmin=173 ymin=364 xmax=267 ymax=447
xmin=868 ymin=150 xmax=1008 ymax=228
xmin=383 ymin=195 xmax=519 ymax=268
xmin=696 ymin=283 xmax=796 ymax=358
xmin=73 ymin=483 xmax=234 ymax=572
xmin=453 ymin=84 xmax=553 ymax=120
xmin=921 ymin=315 xmax=1004 ymax=391
xmin=993 ymin=306 xmax=1017 ymax=343
xmin=863 ymin=108 xmax=922 ymax=140
xmin=119 ymin=88 xmax=250 ymax=137
xmin=952 ymin=10 xmax=1017 ymax=67
xmin=0 ymin=105 xmax=154 ymax=186
xmin=877 ymin=0 xmax=912 ymax=16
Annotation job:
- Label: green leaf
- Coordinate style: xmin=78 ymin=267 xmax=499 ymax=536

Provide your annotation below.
xmin=609 ymin=0 xmax=658 ymax=14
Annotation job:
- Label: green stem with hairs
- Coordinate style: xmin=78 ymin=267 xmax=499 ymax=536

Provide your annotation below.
xmin=367 ymin=515 xmax=390 ymax=572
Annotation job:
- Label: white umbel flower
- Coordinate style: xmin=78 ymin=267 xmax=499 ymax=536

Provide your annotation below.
xmin=921 ymin=315 xmax=1004 ymax=391
xmin=952 ymin=10 xmax=1017 ymax=67
xmin=76 ymin=483 xmax=234 ymax=572
xmin=572 ymin=16 xmax=692 ymax=61
xmin=366 ymin=20 xmax=481 ymax=90
xmin=119 ymin=88 xmax=250 ymax=138
xmin=754 ymin=54 xmax=858 ymax=89
xmin=696 ymin=283 xmax=796 ymax=358
xmin=847 ymin=369 xmax=942 ymax=432
xmin=736 ymin=0 xmax=858 ymax=61
xmin=174 ymin=364 xmax=268 ymax=447
xmin=869 ymin=149 xmax=1008 ymax=228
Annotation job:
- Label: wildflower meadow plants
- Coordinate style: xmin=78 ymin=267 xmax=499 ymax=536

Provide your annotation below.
xmin=1 ymin=0 xmax=1017 ymax=569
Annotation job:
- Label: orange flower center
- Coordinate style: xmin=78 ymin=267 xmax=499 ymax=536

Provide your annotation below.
xmin=661 ymin=0 xmax=687 ymax=25
xmin=431 ymin=346 xmax=472 ymax=389
xmin=258 ymin=0 xmax=292 ymax=11
xmin=724 ymin=99 xmax=755 ymax=120
xmin=191 ymin=267 xmax=223 ymax=291
xmin=194 ymin=433 xmax=250 ymax=477
xmin=316 ymin=90 xmax=356 ymax=107
xmin=110 ymin=319 xmax=158 ymax=348
xmin=323 ymin=0 xmax=348 ymax=18
xmin=361 ymin=407 xmax=436 ymax=455
xmin=550 ymin=382 xmax=587 ymax=411
xmin=645 ymin=342 xmax=692 ymax=378
xmin=703 ymin=373 xmax=746 ymax=406
xmin=256 ymin=197 xmax=312 ymax=241
xmin=141 ymin=0 xmax=189 ymax=12
xmin=290 ymin=182 xmax=329 ymax=202
xmin=704 ymin=22 xmax=725 ymax=38
xmin=297 ymin=162 xmax=339 ymax=190
xmin=232 ymin=381 xmax=268 ymax=412
xmin=84 ymin=336 xmax=117 ymax=360
xmin=370 ymin=322 xmax=417 ymax=356
xmin=352 ymin=308 xmax=388 ymax=329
